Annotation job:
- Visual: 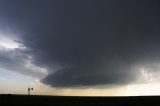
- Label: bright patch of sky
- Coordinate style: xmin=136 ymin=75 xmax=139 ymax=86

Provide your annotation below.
xmin=0 ymin=34 xmax=19 ymax=49
xmin=0 ymin=69 xmax=36 ymax=94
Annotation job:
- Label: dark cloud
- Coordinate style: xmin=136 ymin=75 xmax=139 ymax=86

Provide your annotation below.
xmin=0 ymin=47 xmax=46 ymax=78
xmin=1 ymin=0 xmax=160 ymax=87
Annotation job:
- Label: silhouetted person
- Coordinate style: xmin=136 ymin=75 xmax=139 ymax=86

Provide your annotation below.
xmin=28 ymin=87 xmax=33 ymax=95
xmin=28 ymin=88 xmax=30 ymax=95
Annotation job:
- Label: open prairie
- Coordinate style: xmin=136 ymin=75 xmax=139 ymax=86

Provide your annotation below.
xmin=0 ymin=94 xmax=159 ymax=106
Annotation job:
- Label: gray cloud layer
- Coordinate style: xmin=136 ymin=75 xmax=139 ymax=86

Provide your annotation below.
xmin=0 ymin=47 xmax=46 ymax=78
xmin=1 ymin=0 xmax=160 ymax=87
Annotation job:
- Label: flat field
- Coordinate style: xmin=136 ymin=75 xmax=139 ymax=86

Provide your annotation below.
xmin=0 ymin=94 xmax=159 ymax=106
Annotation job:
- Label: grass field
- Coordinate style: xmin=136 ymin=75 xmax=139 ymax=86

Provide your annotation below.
xmin=0 ymin=94 xmax=159 ymax=105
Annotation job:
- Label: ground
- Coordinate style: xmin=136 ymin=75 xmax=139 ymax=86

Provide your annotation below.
xmin=0 ymin=94 xmax=159 ymax=106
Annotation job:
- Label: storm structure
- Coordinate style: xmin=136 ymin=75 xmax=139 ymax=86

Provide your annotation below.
xmin=0 ymin=0 xmax=160 ymax=95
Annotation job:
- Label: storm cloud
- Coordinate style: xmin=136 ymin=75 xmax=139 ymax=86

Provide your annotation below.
xmin=0 ymin=47 xmax=47 ymax=78
xmin=1 ymin=0 xmax=160 ymax=87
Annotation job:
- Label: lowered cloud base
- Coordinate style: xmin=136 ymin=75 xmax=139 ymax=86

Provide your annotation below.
xmin=0 ymin=0 xmax=160 ymax=89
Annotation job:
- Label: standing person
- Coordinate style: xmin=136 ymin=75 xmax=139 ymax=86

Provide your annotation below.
xmin=28 ymin=88 xmax=30 ymax=95
xmin=28 ymin=87 xmax=33 ymax=95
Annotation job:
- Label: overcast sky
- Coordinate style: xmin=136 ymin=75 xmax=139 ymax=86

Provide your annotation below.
xmin=1 ymin=0 xmax=160 ymax=95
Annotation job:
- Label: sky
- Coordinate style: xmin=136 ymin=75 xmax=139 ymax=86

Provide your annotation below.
xmin=1 ymin=0 xmax=160 ymax=96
